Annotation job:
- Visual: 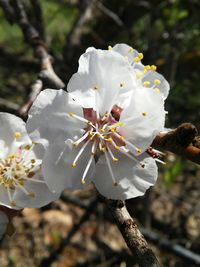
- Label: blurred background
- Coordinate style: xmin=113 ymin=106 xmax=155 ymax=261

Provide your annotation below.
xmin=0 ymin=0 xmax=200 ymax=266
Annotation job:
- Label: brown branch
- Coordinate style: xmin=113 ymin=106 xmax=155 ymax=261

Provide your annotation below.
xmin=152 ymin=123 xmax=200 ymax=165
xmin=18 ymin=79 xmax=42 ymax=118
xmin=0 ymin=0 xmax=65 ymax=118
xmin=106 ymin=199 xmax=161 ymax=267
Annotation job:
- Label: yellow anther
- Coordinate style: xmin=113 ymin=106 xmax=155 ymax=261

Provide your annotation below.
xmin=134 ymin=57 xmax=140 ymax=63
xmin=69 ymin=112 xmax=74 ymax=117
xmin=107 ymin=138 xmax=112 ymax=142
xmin=115 ymin=145 xmax=119 ymax=150
xmin=111 ymin=128 xmax=116 ymax=133
xmin=108 ymin=45 xmax=112 ymax=51
xmin=120 ymin=136 xmax=125 ymax=141
xmin=94 ymin=85 xmax=99 ymax=90
xmin=138 ymin=53 xmax=144 ymax=60
xmin=142 ymin=112 xmax=147 ymax=116
xmin=154 ymin=88 xmax=160 ymax=93
xmin=128 ymin=47 xmax=133 ymax=53
xmin=28 ymin=192 xmax=35 ymax=198
xmin=113 ymin=157 xmax=119 ymax=162
xmin=154 ymin=79 xmax=161 ymax=85
xmin=137 ymin=148 xmax=142 ymax=154
xmin=151 ymin=65 xmax=157 ymax=71
xmin=143 ymin=81 xmax=150 ymax=87
xmin=14 ymin=132 xmax=21 ymax=139
xmin=97 ymin=133 xmax=101 ymax=138
xmin=100 ymin=129 xmax=105 ymax=133
xmin=120 ymin=82 xmax=124 ymax=88
xmin=72 ymin=142 xmax=78 ymax=147
xmin=8 ymin=154 xmax=15 ymax=159
xmin=81 ymin=179 xmax=86 ymax=184
xmin=31 ymin=159 xmax=36 ymax=164
xmin=71 ymin=162 xmax=76 ymax=168
xmin=144 ymin=65 xmax=151 ymax=73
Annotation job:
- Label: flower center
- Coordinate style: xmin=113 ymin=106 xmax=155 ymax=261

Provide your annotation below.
xmin=0 ymin=133 xmax=44 ymax=207
xmin=69 ymin=109 xmax=149 ymax=185
xmin=0 ymin=154 xmax=36 ymax=190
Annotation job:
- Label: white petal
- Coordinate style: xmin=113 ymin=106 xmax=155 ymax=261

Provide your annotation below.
xmin=0 ymin=211 xmax=9 ymax=239
xmin=113 ymin=43 xmax=170 ymax=99
xmin=42 ymin=141 xmax=95 ymax=193
xmin=0 ymin=113 xmax=31 ymax=148
xmin=68 ymin=49 xmax=135 ymax=115
xmin=27 ymin=89 xmax=85 ymax=144
xmin=93 ymin=153 xmax=157 ymax=200
xmin=112 ymin=43 xmax=139 ymax=63
xmin=13 ymin=173 xmax=60 ymax=208
xmin=119 ymin=87 xmax=165 ymax=154
xmin=141 ymin=71 xmax=170 ymax=100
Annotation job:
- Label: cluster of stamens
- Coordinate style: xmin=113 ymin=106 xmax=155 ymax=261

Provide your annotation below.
xmin=69 ymin=110 xmax=165 ymax=186
xmin=0 ymin=132 xmax=43 ymax=207
xmin=108 ymin=45 xmax=162 ymax=94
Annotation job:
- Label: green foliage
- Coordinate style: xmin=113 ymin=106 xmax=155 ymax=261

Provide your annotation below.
xmin=163 ymin=158 xmax=183 ymax=186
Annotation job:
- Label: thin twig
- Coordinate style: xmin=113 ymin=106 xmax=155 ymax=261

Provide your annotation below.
xmin=18 ymin=79 xmax=43 ymax=118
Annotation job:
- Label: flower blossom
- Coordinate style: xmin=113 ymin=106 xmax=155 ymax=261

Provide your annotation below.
xmin=27 ymin=44 xmax=169 ymax=200
xmin=0 ymin=113 xmax=59 ymax=209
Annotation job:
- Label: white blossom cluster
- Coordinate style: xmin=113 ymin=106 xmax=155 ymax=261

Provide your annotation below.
xmin=0 ymin=44 xmax=169 ymax=238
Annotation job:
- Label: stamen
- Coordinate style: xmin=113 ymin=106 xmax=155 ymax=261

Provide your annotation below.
xmin=91 ymin=140 xmax=97 ymax=155
xmin=68 ymin=112 xmax=93 ymax=126
xmin=154 ymin=88 xmax=160 ymax=93
xmin=81 ymin=154 xmax=94 ymax=184
xmin=134 ymin=57 xmax=140 ymax=63
xmin=120 ymin=82 xmax=124 ymax=88
xmin=142 ymin=112 xmax=147 ymax=116
xmin=108 ymin=122 xmax=124 ymax=130
xmin=151 ymin=65 xmax=157 ymax=71
xmin=7 ymin=187 xmax=13 ymax=204
xmin=152 ymin=148 xmax=165 ymax=156
xmin=73 ymin=131 xmax=89 ymax=147
xmin=128 ymin=47 xmax=133 ymax=53
xmin=108 ymin=45 xmax=112 ymax=51
xmin=14 ymin=132 xmax=21 ymax=139
xmin=118 ymin=147 xmax=145 ymax=168
xmin=72 ymin=139 xmax=90 ymax=167
xmin=155 ymin=158 xmax=166 ymax=165
xmin=154 ymin=79 xmax=161 ymax=85
xmin=107 ymin=146 xmax=118 ymax=162
xmin=138 ymin=53 xmax=143 ymax=59
xmin=113 ymin=132 xmax=142 ymax=154
xmin=143 ymin=81 xmax=150 ymax=87
xmin=104 ymin=151 xmax=118 ymax=186
xmin=14 ymin=179 xmax=33 ymax=196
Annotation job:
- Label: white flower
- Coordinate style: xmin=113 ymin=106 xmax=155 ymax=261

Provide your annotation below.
xmin=0 ymin=211 xmax=9 ymax=240
xmin=27 ymin=46 xmax=168 ymax=200
xmin=0 ymin=113 xmax=59 ymax=209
